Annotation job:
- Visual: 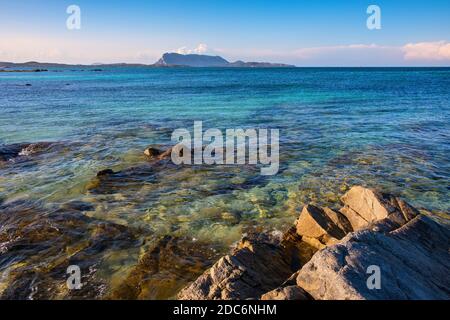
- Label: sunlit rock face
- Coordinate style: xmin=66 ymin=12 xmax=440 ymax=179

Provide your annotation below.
xmin=296 ymin=215 xmax=450 ymax=300
xmin=178 ymin=186 xmax=449 ymax=300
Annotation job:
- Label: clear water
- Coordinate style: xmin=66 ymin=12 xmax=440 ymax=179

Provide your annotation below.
xmin=0 ymin=67 xmax=449 ymax=299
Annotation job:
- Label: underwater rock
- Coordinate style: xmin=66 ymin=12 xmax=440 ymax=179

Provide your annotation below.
xmin=0 ymin=143 xmax=29 ymax=162
xmin=17 ymin=142 xmax=53 ymax=156
xmin=0 ymin=141 xmax=60 ymax=163
xmin=87 ymin=165 xmax=157 ymax=194
xmin=143 ymin=146 xmax=162 ymax=158
xmin=60 ymin=200 xmax=95 ymax=212
xmin=96 ymin=169 xmax=115 ymax=177
xmin=0 ymin=201 xmax=136 ymax=299
xmin=110 ymin=236 xmax=219 ymax=300
xmin=157 ymin=147 xmax=173 ymax=160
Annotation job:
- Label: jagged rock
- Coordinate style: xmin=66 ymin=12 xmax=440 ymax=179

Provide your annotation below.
xmin=177 ymin=185 xmax=447 ymax=301
xmin=177 ymin=233 xmax=304 ymax=300
xmin=261 ymin=285 xmax=311 ymax=300
xmin=340 ymin=186 xmax=418 ymax=231
xmin=295 ymin=215 xmax=450 ymax=300
xmin=323 ymin=207 xmax=353 ymax=234
xmin=295 ymin=205 xmax=351 ymax=249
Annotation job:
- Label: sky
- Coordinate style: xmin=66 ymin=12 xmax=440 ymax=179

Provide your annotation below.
xmin=0 ymin=0 xmax=449 ymax=66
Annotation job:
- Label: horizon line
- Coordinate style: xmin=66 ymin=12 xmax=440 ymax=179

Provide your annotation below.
xmin=3 ymin=60 xmax=450 ymax=68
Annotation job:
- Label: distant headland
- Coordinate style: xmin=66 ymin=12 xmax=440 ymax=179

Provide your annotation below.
xmin=0 ymin=53 xmax=295 ymax=71
xmin=154 ymin=52 xmax=294 ymax=68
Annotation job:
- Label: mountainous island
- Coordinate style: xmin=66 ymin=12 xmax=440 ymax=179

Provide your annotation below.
xmin=0 ymin=53 xmax=295 ymax=70
xmin=154 ymin=52 xmax=294 ymax=67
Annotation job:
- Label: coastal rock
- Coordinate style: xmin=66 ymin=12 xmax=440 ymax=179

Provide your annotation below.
xmin=177 ymin=185 xmax=448 ymax=300
xmin=339 ymin=186 xmax=418 ymax=231
xmin=295 ymin=215 xmax=450 ymax=300
xmin=295 ymin=205 xmax=350 ymax=249
xmin=177 ymin=233 xmax=301 ymax=300
xmin=261 ymin=285 xmax=311 ymax=300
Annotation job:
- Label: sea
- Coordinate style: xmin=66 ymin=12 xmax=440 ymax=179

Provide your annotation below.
xmin=0 ymin=67 xmax=449 ymax=299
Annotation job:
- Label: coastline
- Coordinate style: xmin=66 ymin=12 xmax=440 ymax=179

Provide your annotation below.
xmin=1 ymin=142 xmax=449 ymax=299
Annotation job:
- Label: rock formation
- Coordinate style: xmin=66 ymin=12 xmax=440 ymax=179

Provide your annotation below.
xmin=178 ymin=186 xmax=450 ymax=300
xmin=154 ymin=53 xmax=295 ymax=68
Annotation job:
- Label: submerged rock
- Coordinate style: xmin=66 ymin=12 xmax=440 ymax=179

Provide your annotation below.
xmin=0 ymin=143 xmax=28 ymax=162
xmin=60 ymin=200 xmax=95 ymax=212
xmin=96 ymin=169 xmax=115 ymax=177
xmin=0 ymin=201 xmax=136 ymax=299
xmin=111 ymin=236 xmax=220 ymax=300
xmin=0 ymin=141 xmax=62 ymax=164
xmin=143 ymin=147 xmax=162 ymax=158
xmin=17 ymin=142 xmax=53 ymax=156
xmin=87 ymin=165 xmax=157 ymax=194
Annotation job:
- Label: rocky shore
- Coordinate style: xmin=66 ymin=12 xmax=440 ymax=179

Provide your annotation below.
xmin=0 ymin=142 xmax=448 ymax=300
xmin=178 ymin=186 xmax=450 ymax=300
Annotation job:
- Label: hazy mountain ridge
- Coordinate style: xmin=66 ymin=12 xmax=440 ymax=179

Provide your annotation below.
xmin=0 ymin=53 xmax=295 ymax=69
xmin=154 ymin=52 xmax=295 ymax=67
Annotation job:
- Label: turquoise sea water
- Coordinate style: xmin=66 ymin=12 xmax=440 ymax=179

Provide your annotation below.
xmin=0 ymin=67 xmax=449 ymax=298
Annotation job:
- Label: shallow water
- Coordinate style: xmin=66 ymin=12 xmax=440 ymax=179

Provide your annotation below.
xmin=0 ymin=67 xmax=449 ymax=299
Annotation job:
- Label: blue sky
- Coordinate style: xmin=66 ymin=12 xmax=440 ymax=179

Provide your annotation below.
xmin=1 ymin=0 xmax=449 ymax=65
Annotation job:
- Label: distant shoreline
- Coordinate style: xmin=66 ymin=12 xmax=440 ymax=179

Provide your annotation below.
xmin=1 ymin=62 xmax=450 ymax=70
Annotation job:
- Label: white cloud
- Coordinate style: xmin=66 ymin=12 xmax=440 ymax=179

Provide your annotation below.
xmin=176 ymin=43 xmax=208 ymax=55
xmin=402 ymin=41 xmax=450 ymax=61
xmin=2 ymin=36 xmax=450 ymax=66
